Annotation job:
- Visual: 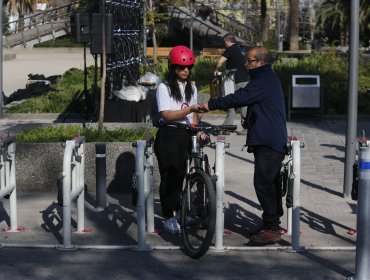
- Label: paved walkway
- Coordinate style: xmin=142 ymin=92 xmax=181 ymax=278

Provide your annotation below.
xmin=0 ymin=114 xmax=369 ymax=279
xmin=1 ymin=47 xmax=369 ymax=279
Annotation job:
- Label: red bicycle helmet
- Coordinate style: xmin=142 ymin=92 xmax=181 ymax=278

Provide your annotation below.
xmin=168 ymin=45 xmax=195 ymax=66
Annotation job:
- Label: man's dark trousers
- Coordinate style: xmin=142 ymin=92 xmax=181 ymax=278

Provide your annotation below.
xmin=253 ymin=146 xmax=285 ymax=230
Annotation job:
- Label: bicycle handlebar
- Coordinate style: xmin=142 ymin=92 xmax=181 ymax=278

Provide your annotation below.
xmin=158 ymin=121 xmax=237 ymax=134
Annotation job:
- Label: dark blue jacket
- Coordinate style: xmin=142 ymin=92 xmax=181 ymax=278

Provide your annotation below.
xmin=208 ymin=64 xmax=287 ymax=154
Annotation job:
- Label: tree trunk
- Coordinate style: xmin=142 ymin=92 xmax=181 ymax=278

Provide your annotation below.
xmin=98 ymin=0 xmax=106 ymax=133
xmin=289 ymin=0 xmax=299 ymax=51
xmin=260 ymin=0 xmax=268 ymax=42
xmin=148 ymin=0 xmax=158 ymax=64
xmin=308 ymin=0 xmax=314 ymax=42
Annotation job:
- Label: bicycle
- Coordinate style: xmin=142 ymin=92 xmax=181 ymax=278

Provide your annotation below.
xmin=210 ymin=69 xmax=237 ymax=99
xmin=159 ymin=121 xmax=237 ymax=259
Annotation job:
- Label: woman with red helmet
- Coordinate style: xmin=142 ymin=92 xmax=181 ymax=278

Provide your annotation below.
xmin=154 ymin=45 xmax=203 ymax=234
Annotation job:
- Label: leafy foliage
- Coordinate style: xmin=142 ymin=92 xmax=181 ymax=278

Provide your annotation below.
xmin=7 ymin=67 xmax=96 ymax=113
xmin=273 ymin=51 xmax=370 ymax=114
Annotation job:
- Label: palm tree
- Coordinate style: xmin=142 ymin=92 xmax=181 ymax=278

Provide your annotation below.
xmin=316 ymin=0 xmax=349 ymax=47
xmin=359 ymin=1 xmax=370 ymax=46
xmin=4 ymin=0 xmax=36 ymax=32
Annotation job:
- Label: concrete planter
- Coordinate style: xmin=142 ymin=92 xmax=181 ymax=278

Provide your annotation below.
xmin=16 ymin=142 xmax=160 ymax=193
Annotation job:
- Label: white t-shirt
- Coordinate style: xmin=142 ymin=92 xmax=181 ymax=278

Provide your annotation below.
xmin=156 ymin=81 xmax=198 ymax=125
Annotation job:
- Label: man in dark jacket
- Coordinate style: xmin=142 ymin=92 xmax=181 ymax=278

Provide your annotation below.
xmin=201 ymin=46 xmax=288 ymax=244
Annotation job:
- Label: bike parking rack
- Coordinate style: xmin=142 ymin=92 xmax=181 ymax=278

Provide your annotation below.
xmin=353 ymin=143 xmax=370 ymax=279
xmin=59 ymin=136 xmax=89 ymax=250
xmin=0 ymin=136 xmax=24 ymax=233
xmin=132 ymin=138 xmax=155 ymax=251
xmin=286 ymin=138 xmax=304 ymax=251
xmin=211 ymin=135 xmax=230 ymax=252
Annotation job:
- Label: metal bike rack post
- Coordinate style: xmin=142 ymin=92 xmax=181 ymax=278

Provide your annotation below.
xmin=60 ymin=136 xmax=88 ymax=250
xmin=95 ymin=143 xmax=107 ymax=209
xmin=144 ymin=139 xmax=155 ymax=235
xmin=354 ymin=146 xmax=370 ymax=279
xmin=132 ymin=139 xmax=154 ymax=251
xmin=291 ymin=140 xmax=302 ymax=251
xmin=0 ymin=137 xmax=24 ymax=233
xmin=214 ymin=136 xmax=228 ymax=252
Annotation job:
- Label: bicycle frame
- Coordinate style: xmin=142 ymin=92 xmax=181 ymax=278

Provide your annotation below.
xmin=184 ymin=134 xmax=209 ymax=210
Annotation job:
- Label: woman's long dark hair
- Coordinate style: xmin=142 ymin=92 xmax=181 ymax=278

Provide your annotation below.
xmin=166 ymin=64 xmax=194 ymax=103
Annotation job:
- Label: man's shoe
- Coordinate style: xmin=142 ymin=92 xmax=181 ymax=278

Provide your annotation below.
xmin=236 ymin=129 xmax=247 ymax=136
xmin=246 ymin=227 xmax=264 ymax=237
xmin=249 ymin=229 xmax=281 ymax=244
xmin=164 ymin=217 xmax=180 ymax=234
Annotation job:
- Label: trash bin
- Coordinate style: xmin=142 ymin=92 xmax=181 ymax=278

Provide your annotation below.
xmin=288 ymin=75 xmax=321 ymax=120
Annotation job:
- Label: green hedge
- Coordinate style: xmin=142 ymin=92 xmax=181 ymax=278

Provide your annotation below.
xmin=273 ymin=51 xmax=370 ymax=114
xmin=16 ymin=125 xmax=157 ymax=143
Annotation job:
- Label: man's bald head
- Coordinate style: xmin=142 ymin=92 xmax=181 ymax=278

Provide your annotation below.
xmin=248 ymin=47 xmax=272 ymax=64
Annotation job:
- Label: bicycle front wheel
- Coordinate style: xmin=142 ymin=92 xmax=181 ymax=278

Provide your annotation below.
xmin=181 ymin=170 xmax=216 ymax=259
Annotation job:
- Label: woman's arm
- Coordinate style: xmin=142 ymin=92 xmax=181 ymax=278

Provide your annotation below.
xmin=160 ymin=104 xmax=200 ymax=122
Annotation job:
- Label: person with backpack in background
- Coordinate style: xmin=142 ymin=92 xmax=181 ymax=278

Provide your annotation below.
xmin=154 ymin=45 xmax=206 ymax=234
xmin=214 ymin=33 xmax=249 ymax=135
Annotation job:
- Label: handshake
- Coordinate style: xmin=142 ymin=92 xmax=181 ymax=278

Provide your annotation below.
xmin=190 ymin=102 xmax=209 ymax=113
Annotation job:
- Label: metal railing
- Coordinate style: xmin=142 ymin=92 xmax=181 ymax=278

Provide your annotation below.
xmin=60 ymin=135 xmax=88 ymax=250
xmin=132 ymin=138 xmax=155 ymax=251
xmin=0 ymin=137 xmax=24 ymax=232
xmin=3 ymin=2 xmax=79 ymax=48
xmin=167 ymin=3 xmax=222 ymax=39
xmin=200 ymin=7 xmax=259 ymax=45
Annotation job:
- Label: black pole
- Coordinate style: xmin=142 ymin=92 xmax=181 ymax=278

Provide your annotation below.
xmin=83 ymin=42 xmax=89 ymax=118
xmin=96 ymin=142 xmax=107 ymax=208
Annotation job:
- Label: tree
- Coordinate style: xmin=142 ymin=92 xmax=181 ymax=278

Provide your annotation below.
xmin=316 ymin=0 xmax=370 ymax=47
xmin=4 ymin=0 xmax=36 ymax=32
xmin=260 ymin=0 xmax=268 ymax=42
xmin=98 ymin=0 xmax=105 ymax=132
xmin=146 ymin=0 xmax=170 ymax=65
xmin=316 ymin=0 xmax=349 ymax=47
xmin=289 ymin=0 xmax=299 ymax=51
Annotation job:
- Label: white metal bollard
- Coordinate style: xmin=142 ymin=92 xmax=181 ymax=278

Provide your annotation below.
xmin=214 ymin=136 xmax=227 ymax=252
xmin=291 ymin=140 xmax=302 ymax=251
xmin=354 ymin=146 xmax=370 ymax=279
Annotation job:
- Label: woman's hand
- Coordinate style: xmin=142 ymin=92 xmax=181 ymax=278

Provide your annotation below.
xmin=190 ymin=104 xmax=207 ymax=113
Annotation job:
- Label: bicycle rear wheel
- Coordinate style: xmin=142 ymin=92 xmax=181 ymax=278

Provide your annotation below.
xmin=181 ymin=170 xmax=216 ymax=259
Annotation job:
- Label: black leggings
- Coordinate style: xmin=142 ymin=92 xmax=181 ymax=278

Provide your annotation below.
xmin=253 ymin=146 xmax=285 ymax=230
xmin=154 ymin=127 xmax=190 ymax=218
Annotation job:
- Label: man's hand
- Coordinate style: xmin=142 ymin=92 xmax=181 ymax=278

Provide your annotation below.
xmin=241 ymin=116 xmax=248 ymax=129
xmin=190 ymin=104 xmax=208 ymax=113
xmin=199 ymin=102 xmax=209 ymax=112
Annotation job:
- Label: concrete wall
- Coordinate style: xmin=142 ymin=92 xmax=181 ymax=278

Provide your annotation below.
xmin=16 ymin=142 xmax=160 ymax=194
